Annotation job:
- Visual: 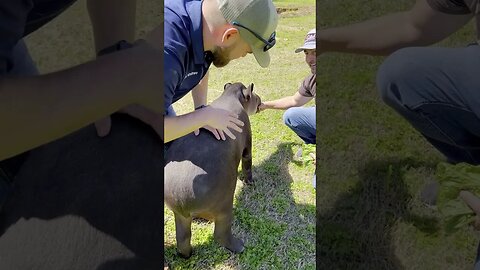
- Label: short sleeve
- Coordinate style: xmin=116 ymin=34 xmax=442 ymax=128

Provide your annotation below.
xmin=164 ymin=48 xmax=183 ymax=115
xmin=298 ymin=74 xmax=316 ymax=98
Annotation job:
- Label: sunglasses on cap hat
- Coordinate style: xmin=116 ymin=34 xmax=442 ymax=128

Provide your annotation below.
xmin=232 ymin=21 xmax=276 ymax=52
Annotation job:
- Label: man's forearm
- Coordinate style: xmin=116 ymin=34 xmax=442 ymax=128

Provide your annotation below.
xmin=164 ymin=111 xmax=208 ymax=142
xmin=319 ymin=0 xmax=473 ymax=56
xmin=0 ymin=43 xmax=162 ymax=161
xmin=319 ymin=12 xmax=419 ymax=56
xmin=264 ymin=96 xmax=298 ymax=110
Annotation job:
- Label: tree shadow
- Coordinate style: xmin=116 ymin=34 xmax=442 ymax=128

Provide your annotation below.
xmin=0 ymin=114 xmax=164 ymax=270
xmin=317 ymin=157 xmax=438 ymax=270
xmin=165 ymin=142 xmax=316 ymax=269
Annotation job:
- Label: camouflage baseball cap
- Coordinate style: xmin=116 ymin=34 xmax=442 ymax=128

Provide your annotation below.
xmin=295 ymin=29 xmax=316 ymax=53
xmin=218 ymin=0 xmax=279 ymax=68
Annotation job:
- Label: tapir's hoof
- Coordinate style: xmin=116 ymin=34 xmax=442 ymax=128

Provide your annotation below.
xmin=240 ymin=173 xmax=254 ymax=185
xmin=244 ymin=177 xmax=254 ymax=185
xmin=177 ymin=248 xmax=192 ymax=259
xmin=219 ymin=236 xmax=244 ymax=254
xmin=228 ymin=237 xmax=244 ymax=253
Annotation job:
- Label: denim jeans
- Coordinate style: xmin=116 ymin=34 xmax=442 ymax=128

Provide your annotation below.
xmin=283 ymin=106 xmax=316 ymax=188
xmin=283 ymin=106 xmax=316 ymax=145
xmin=0 ymin=39 xmax=38 ymax=209
xmin=475 ymin=242 xmax=480 ymax=270
xmin=377 ymin=45 xmax=480 ymax=165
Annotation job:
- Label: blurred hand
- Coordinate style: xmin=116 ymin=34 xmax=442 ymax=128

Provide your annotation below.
xmin=475 ymin=215 xmax=480 ymax=230
xmin=94 ymin=104 xmax=163 ymax=140
xmin=94 ymin=117 xmax=112 ymax=137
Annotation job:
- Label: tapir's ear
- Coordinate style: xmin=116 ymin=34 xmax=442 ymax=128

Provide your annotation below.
xmin=224 ymin=83 xmax=232 ymax=91
xmin=242 ymin=83 xmax=253 ymax=101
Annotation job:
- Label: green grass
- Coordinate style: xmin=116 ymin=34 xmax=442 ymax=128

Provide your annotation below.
xmin=165 ymin=2 xmax=316 ymax=269
xmin=317 ymin=0 xmax=480 ymax=269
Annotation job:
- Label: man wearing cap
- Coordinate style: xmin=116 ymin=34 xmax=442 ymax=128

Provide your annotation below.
xmin=259 ymin=29 xmax=316 ymax=145
xmin=164 ymin=0 xmax=278 ymax=143
xmin=258 ymin=28 xmax=316 ymax=187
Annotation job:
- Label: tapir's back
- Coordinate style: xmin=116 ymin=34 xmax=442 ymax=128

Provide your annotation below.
xmin=164 ymin=109 xmax=251 ymax=215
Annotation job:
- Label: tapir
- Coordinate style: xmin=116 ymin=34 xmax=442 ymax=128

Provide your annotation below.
xmin=0 ymin=113 xmax=164 ymax=270
xmin=164 ymin=82 xmax=261 ymax=258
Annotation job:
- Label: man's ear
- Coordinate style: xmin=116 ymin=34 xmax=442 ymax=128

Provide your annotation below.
xmin=242 ymin=83 xmax=254 ymax=101
xmin=220 ymin=27 xmax=240 ymax=46
xmin=224 ymin=83 xmax=232 ymax=90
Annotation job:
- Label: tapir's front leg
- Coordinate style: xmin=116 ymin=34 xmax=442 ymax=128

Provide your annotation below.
xmin=241 ymin=134 xmax=253 ymax=185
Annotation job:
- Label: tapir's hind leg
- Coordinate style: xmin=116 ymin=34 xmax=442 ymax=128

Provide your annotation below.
xmin=174 ymin=213 xmax=192 ymax=258
xmin=213 ymin=207 xmax=244 ymax=253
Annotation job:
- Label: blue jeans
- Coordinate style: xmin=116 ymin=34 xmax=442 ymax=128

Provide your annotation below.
xmin=283 ymin=106 xmax=316 ymax=145
xmin=475 ymin=242 xmax=480 ymax=270
xmin=0 ymin=39 xmax=38 ymax=209
xmin=377 ymin=45 xmax=480 ymax=165
xmin=283 ymin=106 xmax=316 ymax=188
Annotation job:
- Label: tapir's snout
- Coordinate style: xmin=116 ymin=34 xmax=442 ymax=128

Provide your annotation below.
xmin=254 ymin=94 xmax=262 ymax=114
xmin=243 ymin=83 xmax=262 ymax=116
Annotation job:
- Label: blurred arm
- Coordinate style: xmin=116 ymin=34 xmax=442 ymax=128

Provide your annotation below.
xmin=0 ymin=39 xmax=162 ymax=161
xmin=318 ymin=0 xmax=473 ymax=55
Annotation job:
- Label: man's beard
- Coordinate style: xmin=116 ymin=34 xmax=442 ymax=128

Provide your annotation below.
xmin=211 ymin=46 xmax=232 ymax=68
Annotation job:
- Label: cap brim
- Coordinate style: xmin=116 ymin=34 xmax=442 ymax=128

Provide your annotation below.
xmin=295 ymin=45 xmax=316 ymax=53
xmin=236 ymin=28 xmax=272 ymax=68
xmin=252 ymin=46 xmax=270 ymax=68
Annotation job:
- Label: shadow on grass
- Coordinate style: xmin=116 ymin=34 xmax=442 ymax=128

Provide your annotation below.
xmin=0 ymin=115 xmax=164 ymax=270
xmin=234 ymin=142 xmax=316 ymax=269
xmin=165 ymin=142 xmax=316 ymax=269
xmin=317 ymin=157 xmax=438 ymax=270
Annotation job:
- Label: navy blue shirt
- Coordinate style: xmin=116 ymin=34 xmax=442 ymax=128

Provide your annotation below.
xmin=164 ymin=0 xmax=212 ymax=114
xmin=0 ymin=0 xmax=77 ymax=74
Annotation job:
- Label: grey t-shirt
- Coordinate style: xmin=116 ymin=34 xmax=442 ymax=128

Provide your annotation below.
xmin=0 ymin=0 xmax=76 ymax=75
xmin=298 ymin=73 xmax=316 ymax=98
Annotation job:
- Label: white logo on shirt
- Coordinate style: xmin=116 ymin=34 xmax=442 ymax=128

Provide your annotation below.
xmin=185 ymin=71 xmax=198 ymax=79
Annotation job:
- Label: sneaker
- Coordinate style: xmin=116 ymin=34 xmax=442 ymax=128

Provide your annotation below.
xmin=309 ymin=152 xmax=316 ymax=165
xmin=294 ymin=147 xmax=303 ymax=161
xmin=420 ymin=181 xmax=439 ymax=207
